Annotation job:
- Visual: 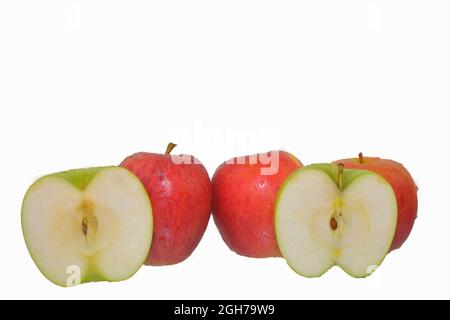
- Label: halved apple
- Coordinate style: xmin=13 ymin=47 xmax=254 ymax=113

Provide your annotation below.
xmin=275 ymin=163 xmax=397 ymax=278
xmin=21 ymin=167 xmax=153 ymax=287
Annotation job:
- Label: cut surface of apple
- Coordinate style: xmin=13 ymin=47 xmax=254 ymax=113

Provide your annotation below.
xmin=22 ymin=167 xmax=153 ymax=287
xmin=275 ymin=164 xmax=397 ymax=278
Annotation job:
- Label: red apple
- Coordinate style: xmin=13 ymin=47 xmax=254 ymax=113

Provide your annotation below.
xmin=212 ymin=151 xmax=302 ymax=258
xmin=334 ymin=153 xmax=418 ymax=250
xmin=121 ymin=143 xmax=212 ymax=266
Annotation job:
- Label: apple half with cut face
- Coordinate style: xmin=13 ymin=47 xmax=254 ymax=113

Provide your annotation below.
xmin=21 ymin=166 xmax=153 ymax=287
xmin=275 ymin=163 xmax=398 ymax=278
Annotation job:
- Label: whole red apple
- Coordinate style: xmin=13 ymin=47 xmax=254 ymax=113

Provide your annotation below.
xmin=212 ymin=151 xmax=302 ymax=258
xmin=121 ymin=143 xmax=212 ymax=266
xmin=334 ymin=153 xmax=418 ymax=250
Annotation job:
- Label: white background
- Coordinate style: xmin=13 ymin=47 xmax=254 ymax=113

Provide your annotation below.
xmin=1 ymin=1 xmax=449 ymax=299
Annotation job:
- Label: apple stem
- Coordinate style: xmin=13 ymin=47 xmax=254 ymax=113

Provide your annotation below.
xmin=165 ymin=143 xmax=177 ymax=155
xmin=359 ymin=152 xmax=364 ymax=164
xmin=338 ymin=163 xmax=344 ymax=190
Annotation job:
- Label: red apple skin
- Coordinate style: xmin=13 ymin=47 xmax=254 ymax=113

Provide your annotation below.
xmin=121 ymin=152 xmax=212 ymax=266
xmin=334 ymin=156 xmax=418 ymax=251
xmin=212 ymin=151 xmax=302 ymax=258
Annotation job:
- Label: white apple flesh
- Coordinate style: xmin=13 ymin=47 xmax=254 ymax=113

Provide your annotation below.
xmin=21 ymin=167 xmax=153 ymax=287
xmin=275 ymin=164 xmax=397 ymax=278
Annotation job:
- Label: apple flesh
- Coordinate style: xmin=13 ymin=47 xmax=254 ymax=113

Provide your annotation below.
xmin=275 ymin=163 xmax=397 ymax=277
xmin=121 ymin=143 xmax=212 ymax=266
xmin=334 ymin=154 xmax=418 ymax=250
xmin=212 ymin=151 xmax=302 ymax=258
xmin=21 ymin=167 xmax=153 ymax=287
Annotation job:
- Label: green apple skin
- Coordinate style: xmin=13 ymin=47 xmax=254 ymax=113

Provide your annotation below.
xmin=299 ymin=163 xmax=373 ymax=188
xmin=275 ymin=163 xmax=398 ymax=278
xmin=49 ymin=167 xmax=105 ymax=191
xmin=21 ymin=166 xmax=152 ymax=287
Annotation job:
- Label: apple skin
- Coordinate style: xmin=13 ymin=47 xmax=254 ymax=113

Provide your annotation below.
xmin=333 ymin=156 xmax=418 ymax=250
xmin=121 ymin=150 xmax=212 ymax=266
xmin=212 ymin=151 xmax=302 ymax=258
xmin=49 ymin=167 xmax=106 ymax=191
